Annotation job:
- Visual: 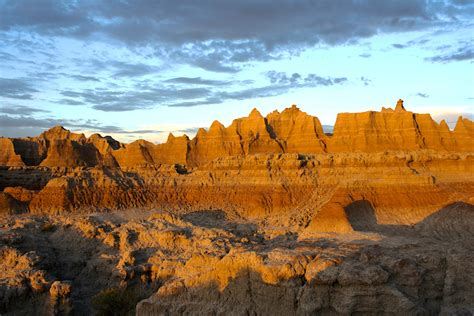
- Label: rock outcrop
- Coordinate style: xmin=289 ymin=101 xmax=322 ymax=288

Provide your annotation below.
xmin=328 ymin=100 xmax=471 ymax=153
xmin=1 ymin=208 xmax=473 ymax=314
xmin=0 ymin=138 xmax=24 ymax=167
xmin=0 ymin=101 xmax=473 ymax=314
xmin=152 ymin=134 xmax=189 ymax=165
xmin=0 ymin=191 xmax=25 ymax=214
xmin=0 ymin=101 xmax=471 ymax=219
xmin=266 ymin=105 xmax=327 ymax=153
xmin=187 ymin=108 xmax=283 ymax=166
xmin=0 ymin=101 xmax=472 ymax=169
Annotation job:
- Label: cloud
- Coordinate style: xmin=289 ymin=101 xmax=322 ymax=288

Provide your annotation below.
xmin=0 ymin=113 xmax=201 ymax=139
xmin=0 ymin=78 xmax=38 ymax=99
xmin=167 ymin=98 xmax=223 ymax=108
xmin=0 ymin=114 xmax=95 ymax=137
xmin=0 ymin=1 xmax=446 ymax=45
xmin=58 ymin=71 xmax=348 ymax=110
xmin=359 ymin=53 xmax=371 ymax=58
xmin=392 ymin=43 xmax=407 ymax=49
xmin=267 ymin=72 xmax=301 ymax=85
xmin=55 ymin=98 xmax=86 ymax=106
xmin=2 ymin=0 xmax=470 ymax=70
xmin=432 ymin=111 xmax=473 ymax=128
xmin=415 ymin=93 xmax=429 ymax=98
xmin=0 ymin=105 xmax=49 ymax=115
xmin=426 ymin=45 xmax=474 ymax=63
xmin=60 ymin=86 xmax=212 ymax=112
xmin=164 ymin=77 xmax=230 ymax=86
xmin=216 ymin=85 xmax=291 ymax=101
xmin=450 ymin=0 xmax=474 ymax=7
xmin=322 ymin=125 xmax=334 ymax=134
xmin=168 ymin=72 xmax=348 ymax=107
xmin=360 ymin=77 xmax=372 ymax=86
xmin=266 ymin=71 xmax=347 ymax=86
xmin=0 ymin=114 xmax=110 ymax=131
xmin=110 ymin=61 xmax=161 ymax=77
xmin=167 ymin=72 xmax=347 ymax=107
xmin=407 ymin=38 xmax=430 ymax=46
xmin=68 ymin=74 xmax=101 ymax=82
xmin=180 ymin=127 xmax=201 ymax=134
xmin=0 ymin=105 xmax=205 ymax=142
xmin=391 ymin=38 xmax=430 ymax=49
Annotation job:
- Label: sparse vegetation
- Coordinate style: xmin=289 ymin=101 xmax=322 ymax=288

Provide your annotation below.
xmin=91 ymin=287 xmax=139 ymax=316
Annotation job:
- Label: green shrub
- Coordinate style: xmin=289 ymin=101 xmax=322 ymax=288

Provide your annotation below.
xmin=91 ymin=287 xmax=138 ymax=316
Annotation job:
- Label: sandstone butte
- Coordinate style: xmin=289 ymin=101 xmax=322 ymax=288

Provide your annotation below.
xmin=1 ymin=100 xmax=472 ymax=170
xmin=0 ymin=99 xmax=473 ymax=315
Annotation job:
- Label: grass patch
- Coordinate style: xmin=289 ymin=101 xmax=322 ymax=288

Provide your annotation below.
xmin=92 ymin=287 xmax=139 ymax=316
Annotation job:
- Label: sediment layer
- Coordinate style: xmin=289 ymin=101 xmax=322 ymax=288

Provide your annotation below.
xmin=0 ymin=100 xmax=473 ymax=314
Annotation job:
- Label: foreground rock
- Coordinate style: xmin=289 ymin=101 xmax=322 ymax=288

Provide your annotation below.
xmin=0 ymin=207 xmax=473 ymax=315
xmin=0 ymin=101 xmax=472 ymax=314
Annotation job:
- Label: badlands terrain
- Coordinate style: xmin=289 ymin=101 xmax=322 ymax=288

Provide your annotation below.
xmin=0 ymin=100 xmax=473 ymax=315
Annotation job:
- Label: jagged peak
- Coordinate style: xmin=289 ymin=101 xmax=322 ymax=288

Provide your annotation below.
xmin=195 ymin=127 xmax=207 ymax=138
xmin=439 ymin=120 xmax=450 ymax=131
xmin=40 ymin=125 xmax=80 ymax=141
xmin=248 ymin=108 xmax=263 ymax=119
xmin=454 ymin=116 xmax=468 ymax=132
xmin=167 ymin=133 xmax=190 ymax=143
xmin=270 ymin=109 xmax=280 ymax=115
xmin=43 ymin=125 xmax=68 ymax=134
xmin=40 ymin=125 xmax=88 ymax=143
xmin=209 ymin=120 xmax=225 ymax=131
xmin=130 ymin=139 xmax=154 ymax=147
xmin=394 ymin=99 xmax=406 ymax=112
xmin=282 ymin=104 xmax=299 ymax=112
xmin=89 ymin=133 xmax=102 ymax=139
xmin=381 ymin=107 xmax=394 ymax=113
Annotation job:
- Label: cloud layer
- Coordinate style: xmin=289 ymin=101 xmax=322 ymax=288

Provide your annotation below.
xmin=2 ymin=0 xmax=472 ymax=70
xmin=0 ymin=0 xmax=472 ymax=140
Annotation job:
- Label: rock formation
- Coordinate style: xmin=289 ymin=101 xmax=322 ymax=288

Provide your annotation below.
xmin=0 ymin=100 xmax=473 ymax=314
xmin=0 ymin=101 xmax=472 ymax=169
xmin=0 ymin=138 xmax=24 ymax=167
xmin=1 ymin=206 xmax=473 ymax=314
xmin=266 ymin=105 xmax=327 ymax=153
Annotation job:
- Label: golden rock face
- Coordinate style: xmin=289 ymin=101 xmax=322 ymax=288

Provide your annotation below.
xmin=1 ymin=102 xmax=472 ymax=169
xmin=0 ymin=102 xmax=473 ymax=314
xmin=0 ymin=102 xmax=472 ymax=217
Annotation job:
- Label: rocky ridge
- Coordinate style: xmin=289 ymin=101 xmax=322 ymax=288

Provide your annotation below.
xmin=0 ymin=100 xmax=473 ymax=314
xmin=1 ymin=100 xmax=472 ymax=169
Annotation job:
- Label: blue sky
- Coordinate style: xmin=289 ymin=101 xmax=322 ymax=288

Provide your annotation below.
xmin=0 ymin=0 xmax=473 ymax=143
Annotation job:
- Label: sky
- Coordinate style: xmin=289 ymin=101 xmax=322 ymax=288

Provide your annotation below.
xmin=0 ymin=0 xmax=473 ymax=143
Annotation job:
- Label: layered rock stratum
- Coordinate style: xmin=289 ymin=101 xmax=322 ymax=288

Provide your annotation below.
xmin=0 ymin=100 xmax=473 ymax=315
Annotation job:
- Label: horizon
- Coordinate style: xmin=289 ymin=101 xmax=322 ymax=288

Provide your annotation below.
xmin=1 ymin=0 xmax=473 ymax=143
xmin=4 ymin=100 xmax=471 ymax=144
